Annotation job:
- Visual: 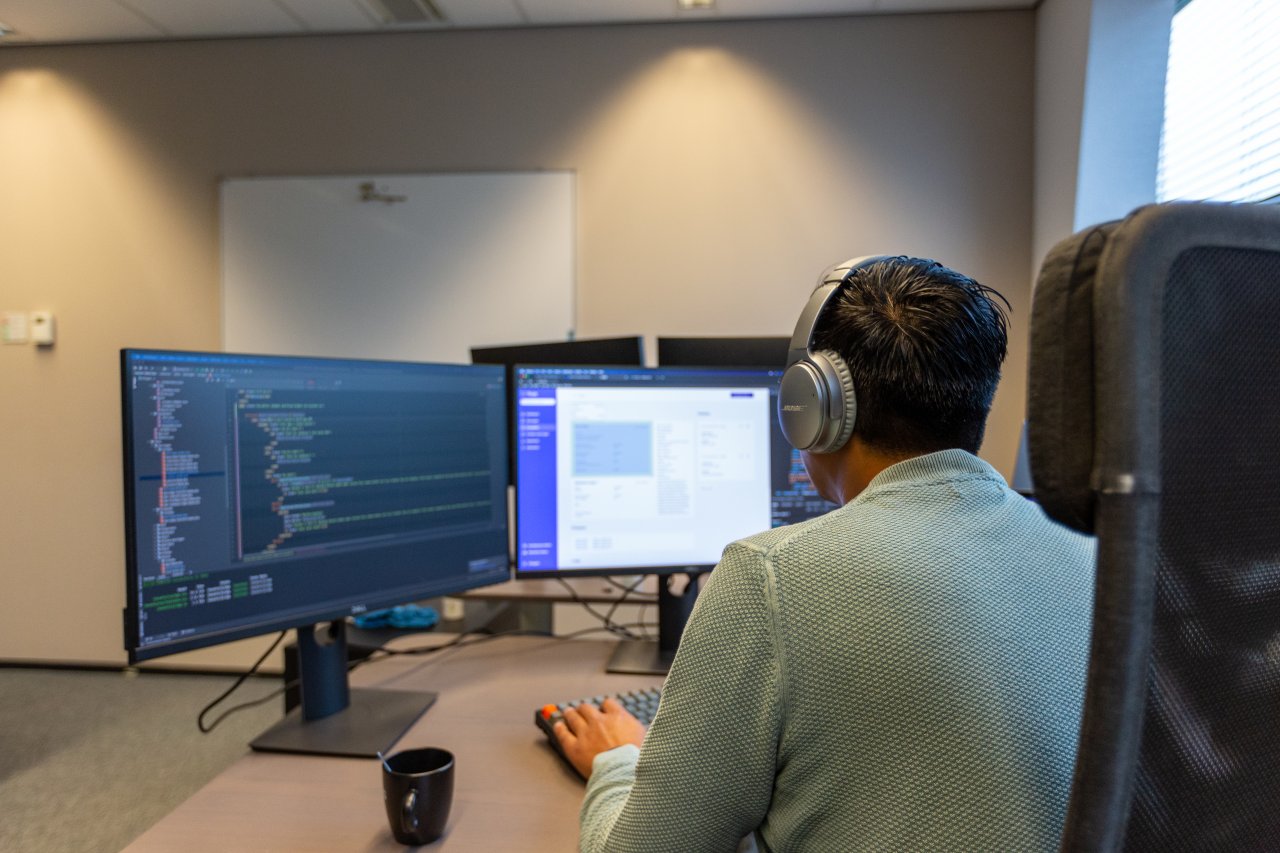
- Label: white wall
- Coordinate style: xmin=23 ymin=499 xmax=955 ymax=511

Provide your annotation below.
xmin=0 ymin=13 xmax=1036 ymax=666
xmin=1074 ymin=0 xmax=1172 ymax=231
xmin=1032 ymin=0 xmax=1173 ymax=273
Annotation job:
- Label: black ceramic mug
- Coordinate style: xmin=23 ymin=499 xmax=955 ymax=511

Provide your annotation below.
xmin=381 ymin=747 xmax=455 ymax=845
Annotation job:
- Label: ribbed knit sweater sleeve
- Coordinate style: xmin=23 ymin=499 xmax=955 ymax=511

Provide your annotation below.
xmin=579 ymin=540 xmax=781 ymax=853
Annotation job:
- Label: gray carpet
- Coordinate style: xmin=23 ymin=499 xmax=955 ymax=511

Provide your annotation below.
xmin=0 ymin=667 xmax=282 ymax=853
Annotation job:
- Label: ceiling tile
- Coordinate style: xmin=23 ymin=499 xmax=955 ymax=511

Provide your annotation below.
xmin=0 ymin=0 xmax=1038 ymax=44
xmin=874 ymin=0 xmax=1032 ymax=11
xmin=434 ymin=0 xmax=526 ymax=28
xmin=121 ymin=0 xmax=301 ymax=37
xmin=519 ymin=0 xmax=676 ymax=26
xmin=277 ymin=0 xmax=377 ymax=31
xmin=722 ymin=0 xmax=875 ymax=17
xmin=0 ymin=0 xmax=162 ymax=43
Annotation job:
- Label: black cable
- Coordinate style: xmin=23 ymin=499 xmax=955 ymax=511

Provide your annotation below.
xmin=202 ymin=600 xmax=527 ymax=730
xmin=602 ymin=574 xmax=658 ymax=638
xmin=196 ymin=630 xmax=286 ymax=733
xmin=601 ymin=575 xmax=648 ymax=634
xmin=198 ymin=635 xmax=398 ymax=734
xmin=611 ymin=575 xmax=664 ymax=641
xmin=554 ymin=577 xmax=647 ymax=640
xmin=197 ymin=619 xmax=664 ymax=732
xmin=196 ymin=676 xmax=292 ymax=732
xmin=555 ymin=577 xmax=632 ymax=637
xmin=195 ymin=605 xmax=538 ymax=733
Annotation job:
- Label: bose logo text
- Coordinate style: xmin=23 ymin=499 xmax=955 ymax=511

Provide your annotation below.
xmin=782 ymin=405 xmax=806 ymax=413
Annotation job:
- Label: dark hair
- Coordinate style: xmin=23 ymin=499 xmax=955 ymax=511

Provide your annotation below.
xmin=810 ymin=256 xmax=1010 ymax=455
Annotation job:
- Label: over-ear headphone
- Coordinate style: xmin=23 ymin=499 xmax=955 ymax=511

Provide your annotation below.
xmin=778 ymin=255 xmax=894 ymax=453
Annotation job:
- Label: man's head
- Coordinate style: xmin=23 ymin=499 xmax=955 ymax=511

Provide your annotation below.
xmin=806 ymin=256 xmax=1009 ymax=457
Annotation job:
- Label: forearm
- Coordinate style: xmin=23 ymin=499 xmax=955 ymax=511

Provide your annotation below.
xmin=575 ymin=542 xmax=781 ymax=852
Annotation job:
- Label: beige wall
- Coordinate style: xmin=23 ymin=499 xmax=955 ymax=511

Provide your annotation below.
xmin=1033 ymin=0 xmax=1091 ymax=277
xmin=0 ymin=12 xmax=1035 ymax=664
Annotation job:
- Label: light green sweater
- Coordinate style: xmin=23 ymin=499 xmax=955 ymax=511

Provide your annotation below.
xmin=579 ymin=450 xmax=1095 ymax=853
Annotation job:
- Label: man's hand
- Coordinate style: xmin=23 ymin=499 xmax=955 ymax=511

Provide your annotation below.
xmin=553 ymin=697 xmax=648 ymax=779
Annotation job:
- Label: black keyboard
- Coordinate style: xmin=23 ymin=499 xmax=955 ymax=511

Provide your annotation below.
xmin=534 ymin=687 xmax=663 ymax=762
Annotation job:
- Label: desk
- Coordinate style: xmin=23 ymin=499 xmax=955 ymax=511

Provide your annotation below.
xmin=461 ymin=575 xmax=660 ymax=604
xmin=124 ymin=636 xmax=659 ymax=852
xmin=450 ymin=576 xmax=666 ymax=638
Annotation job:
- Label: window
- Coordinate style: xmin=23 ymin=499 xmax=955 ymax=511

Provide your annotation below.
xmin=1157 ymin=0 xmax=1280 ymax=203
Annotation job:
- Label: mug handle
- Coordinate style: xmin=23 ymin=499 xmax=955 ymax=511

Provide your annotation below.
xmin=401 ymin=790 xmax=420 ymax=834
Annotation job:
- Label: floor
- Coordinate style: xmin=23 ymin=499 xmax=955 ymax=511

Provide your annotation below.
xmin=0 ymin=667 xmax=281 ymax=853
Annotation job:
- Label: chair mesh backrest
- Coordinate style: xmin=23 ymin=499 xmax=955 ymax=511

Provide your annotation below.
xmin=1033 ymin=203 xmax=1280 ymax=853
xmin=1124 ymin=245 xmax=1280 ymax=851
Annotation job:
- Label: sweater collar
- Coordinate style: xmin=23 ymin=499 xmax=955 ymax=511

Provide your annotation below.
xmin=860 ymin=448 xmax=1002 ymax=495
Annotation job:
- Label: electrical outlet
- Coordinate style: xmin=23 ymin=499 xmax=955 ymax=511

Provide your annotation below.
xmin=30 ymin=311 xmax=55 ymax=346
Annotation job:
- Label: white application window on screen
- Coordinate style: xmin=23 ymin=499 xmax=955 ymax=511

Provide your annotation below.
xmin=554 ymin=386 xmax=771 ymax=568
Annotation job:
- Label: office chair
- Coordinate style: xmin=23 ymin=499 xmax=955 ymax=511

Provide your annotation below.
xmin=1027 ymin=201 xmax=1280 ymax=852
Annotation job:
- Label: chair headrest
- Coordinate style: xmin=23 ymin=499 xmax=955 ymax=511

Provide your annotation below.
xmin=1027 ymin=218 xmax=1120 ymax=534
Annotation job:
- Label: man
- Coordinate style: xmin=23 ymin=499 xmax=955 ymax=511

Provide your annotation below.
xmin=555 ymin=257 xmax=1095 ymax=852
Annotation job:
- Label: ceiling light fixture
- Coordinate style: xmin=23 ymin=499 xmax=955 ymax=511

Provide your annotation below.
xmin=677 ymin=0 xmax=715 ymax=10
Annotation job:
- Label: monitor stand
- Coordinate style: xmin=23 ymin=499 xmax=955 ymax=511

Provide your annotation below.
xmin=250 ymin=620 xmax=436 ymax=759
xmin=605 ymin=573 xmax=700 ymax=676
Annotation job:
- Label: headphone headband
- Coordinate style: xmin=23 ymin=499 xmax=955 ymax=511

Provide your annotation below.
xmin=785 ymin=256 xmax=894 ymax=364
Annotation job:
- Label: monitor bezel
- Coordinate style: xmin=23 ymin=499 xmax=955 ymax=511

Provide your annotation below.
xmin=120 ymin=347 xmax=511 ymax=664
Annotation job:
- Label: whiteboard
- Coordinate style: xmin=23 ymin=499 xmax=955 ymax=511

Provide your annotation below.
xmin=221 ymin=172 xmax=575 ymax=363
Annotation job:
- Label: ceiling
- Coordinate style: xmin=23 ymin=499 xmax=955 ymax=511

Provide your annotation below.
xmin=0 ymin=0 xmax=1034 ymax=46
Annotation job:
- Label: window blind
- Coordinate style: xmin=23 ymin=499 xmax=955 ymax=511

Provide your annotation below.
xmin=1158 ymin=0 xmax=1280 ymax=204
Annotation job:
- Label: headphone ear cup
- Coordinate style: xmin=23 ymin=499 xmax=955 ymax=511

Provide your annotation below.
xmin=809 ymin=350 xmax=857 ymax=454
xmin=778 ymin=361 xmax=826 ymax=451
xmin=782 ymin=254 xmax=886 ymax=452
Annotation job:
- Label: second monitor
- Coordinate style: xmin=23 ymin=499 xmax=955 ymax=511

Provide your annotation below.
xmin=513 ymin=365 xmax=837 ymax=673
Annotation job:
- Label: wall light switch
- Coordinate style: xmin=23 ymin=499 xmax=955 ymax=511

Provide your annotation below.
xmin=30 ymin=311 xmax=55 ymax=346
xmin=2 ymin=311 xmax=29 ymax=344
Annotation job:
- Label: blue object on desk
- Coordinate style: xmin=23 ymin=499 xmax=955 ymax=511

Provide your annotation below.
xmin=353 ymin=604 xmax=439 ymax=630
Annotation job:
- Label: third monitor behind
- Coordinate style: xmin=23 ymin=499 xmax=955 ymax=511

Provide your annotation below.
xmin=656 ymin=336 xmax=789 ymax=369
xmin=470 ymin=336 xmax=645 ymax=487
xmin=471 ymin=336 xmax=645 ymax=372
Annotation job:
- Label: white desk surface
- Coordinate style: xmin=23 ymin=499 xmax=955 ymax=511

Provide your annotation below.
xmin=124 ymin=635 xmax=662 ymax=852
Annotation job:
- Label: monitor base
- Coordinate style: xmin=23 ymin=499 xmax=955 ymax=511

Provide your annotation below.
xmin=605 ymin=640 xmax=675 ymax=676
xmin=250 ymin=687 xmax=436 ymax=758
